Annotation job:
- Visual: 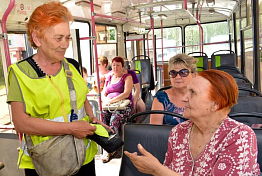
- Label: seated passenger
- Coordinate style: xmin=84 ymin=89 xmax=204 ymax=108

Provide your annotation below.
xmin=82 ymin=67 xmax=92 ymax=90
xmin=101 ymin=56 xmax=133 ymax=163
xmin=150 ymin=54 xmax=198 ymax=125
xmin=123 ymin=67 xmax=146 ymax=115
xmin=92 ymin=55 xmax=110 ymax=93
xmin=125 ymin=69 xmax=261 ymax=175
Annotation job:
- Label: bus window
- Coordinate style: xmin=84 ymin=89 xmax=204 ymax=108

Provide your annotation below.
xmin=94 ymin=24 xmax=117 ymax=65
xmin=0 ymin=33 xmax=28 ymax=126
xmin=68 ymin=21 xmax=91 ymax=75
xmin=185 ymin=22 xmax=230 ymax=57
xmin=0 ymin=54 xmax=9 ymax=127
xmin=244 ymin=28 xmax=254 ymax=84
xmin=154 ymin=27 xmax=182 ymax=61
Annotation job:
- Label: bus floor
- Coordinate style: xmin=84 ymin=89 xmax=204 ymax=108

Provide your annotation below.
xmin=95 ymin=148 xmax=122 ymax=176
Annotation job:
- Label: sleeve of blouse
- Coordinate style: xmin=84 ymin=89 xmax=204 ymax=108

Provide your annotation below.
xmin=129 ymin=70 xmax=139 ymax=84
xmin=163 ymin=127 xmax=176 ymax=168
xmin=212 ymin=125 xmax=260 ymax=176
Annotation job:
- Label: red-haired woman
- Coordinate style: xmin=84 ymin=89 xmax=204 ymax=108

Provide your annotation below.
xmin=7 ymin=2 xmax=109 ymax=176
xmin=125 ymin=70 xmax=260 ymax=175
xmin=101 ymin=56 xmax=133 ymax=162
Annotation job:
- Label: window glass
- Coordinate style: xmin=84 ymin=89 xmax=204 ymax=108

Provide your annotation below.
xmin=185 ymin=22 xmax=230 ymax=57
xmin=244 ymin=28 xmax=254 ymax=83
xmin=68 ymin=21 xmax=91 ymax=74
xmin=94 ymin=24 xmax=117 ymax=71
xmin=146 ymin=27 xmax=182 ymax=61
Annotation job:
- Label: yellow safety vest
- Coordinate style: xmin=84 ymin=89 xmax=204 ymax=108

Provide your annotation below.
xmin=8 ymin=59 xmax=107 ymax=169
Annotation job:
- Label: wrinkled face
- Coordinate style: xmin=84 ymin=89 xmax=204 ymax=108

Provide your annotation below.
xmin=36 ymin=22 xmax=71 ymax=62
xmin=112 ymin=61 xmax=123 ymax=74
xmin=169 ymin=64 xmax=195 ymax=89
xmin=182 ymin=76 xmax=215 ymax=120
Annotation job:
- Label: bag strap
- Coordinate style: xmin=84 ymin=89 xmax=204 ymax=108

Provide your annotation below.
xmin=108 ymin=100 xmax=122 ymax=113
xmin=25 ymin=134 xmax=34 ymax=149
xmin=62 ymin=59 xmax=78 ymax=118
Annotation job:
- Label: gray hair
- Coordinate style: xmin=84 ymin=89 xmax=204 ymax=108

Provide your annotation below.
xmin=168 ymin=54 xmax=198 ymax=73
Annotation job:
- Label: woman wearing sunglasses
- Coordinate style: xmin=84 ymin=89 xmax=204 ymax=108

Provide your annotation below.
xmin=150 ymin=54 xmax=198 ymax=125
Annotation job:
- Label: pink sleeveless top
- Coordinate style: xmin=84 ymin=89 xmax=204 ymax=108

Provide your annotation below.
xmin=105 ymin=73 xmax=133 ymax=108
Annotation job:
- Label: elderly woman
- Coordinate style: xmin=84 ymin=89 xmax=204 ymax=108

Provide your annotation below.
xmin=125 ymin=70 xmax=260 ymax=175
xmin=101 ymin=56 xmax=133 ymax=162
xmin=7 ymin=2 xmax=110 ymax=176
xmin=150 ymin=54 xmax=197 ymax=125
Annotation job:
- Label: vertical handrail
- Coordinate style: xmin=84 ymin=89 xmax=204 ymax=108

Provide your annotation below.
xmin=161 ymin=19 xmax=165 ymax=87
xmin=146 ymin=17 xmax=153 ymax=57
xmin=1 ymin=0 xmax=15 ymax=68
xmin=152 ymin=18 xmax=157 ymax=92
xmin=1 ymin=0 xmax=18 ymax=141
xmin=90 ymin=0 xmax=103 ymax=121
xmin=184 ymin=0 xmax=204 ymax=53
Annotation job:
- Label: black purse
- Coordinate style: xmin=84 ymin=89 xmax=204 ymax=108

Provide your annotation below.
xmin=88 ymin=132 xmax=124 ymax=153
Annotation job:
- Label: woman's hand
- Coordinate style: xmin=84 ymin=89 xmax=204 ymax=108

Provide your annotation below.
xmin=124 ymin=144 xmax=161 ymax=175
xmin=91 ymin=117 xmax=114 ymax=134
xmin=70 ymin=120 xmax=96 ymax=139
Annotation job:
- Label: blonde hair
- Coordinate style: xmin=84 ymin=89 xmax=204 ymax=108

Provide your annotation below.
xmin=98 ymin=56 xmax=108 ymax=67
xmin=168 ymin=54 xmax=198 ymax=73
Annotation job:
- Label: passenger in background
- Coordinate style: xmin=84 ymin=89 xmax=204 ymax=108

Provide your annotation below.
xmin=92 ymin=55 xmax=110 ymax=93
xmin=123 ymin=67 xmax=146 ymax=115
xmin=82 ymin=67 xmax=92 ymax=90
xmin=150 ymin=54 xmax=198 ymax=125
xmin=125 ymin=69 xmax=260 ymax=175
xmin=101 ymin=56 xmax=133 ymax=163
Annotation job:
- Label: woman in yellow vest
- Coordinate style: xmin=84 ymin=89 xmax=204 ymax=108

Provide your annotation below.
xmin=7 ymin=2 xmax=110 ymax=176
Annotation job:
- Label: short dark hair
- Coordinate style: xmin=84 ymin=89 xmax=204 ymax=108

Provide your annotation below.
xmin=112 ymin=56 xmax=125 ymax=67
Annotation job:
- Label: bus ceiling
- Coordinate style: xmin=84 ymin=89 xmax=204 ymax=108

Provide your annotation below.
xmin=1 ymin=0 xmax=239 ymax=32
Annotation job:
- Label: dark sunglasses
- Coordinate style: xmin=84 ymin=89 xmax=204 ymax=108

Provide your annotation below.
xmin=169 ymin=69 xmax=191 ymax=78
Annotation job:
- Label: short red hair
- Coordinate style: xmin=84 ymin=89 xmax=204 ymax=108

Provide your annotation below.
xmin=198 ymin=69 xmax=238 ymax=110
xmin=26 ymin=2 xmax=73 ymax=49
xmin=112 ymin=56 xmax=125 ymax=67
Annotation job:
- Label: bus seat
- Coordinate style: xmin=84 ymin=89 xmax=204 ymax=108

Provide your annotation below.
xmin=119 ymin=124 xmax=173 ymax=176
xmin=0 ymin=133 xmax=24 ymax=176
xmin=143 ymin=89 xmax=153 ymax=111
xmin=211 ymin=50 xmax=236 ymax=69
xmin=131 ymin=55 xmax=151 ymax=87
xmin=229 ymin=113 xmax=262 ymax=127
xmin=127 ymin=110 xmax=186 ymax=126
xmin=187 ymin=52 xmax=209 ymax=71
xmin=238 ymin=87 xmax=262 ymax=97
xmin=133 ymin=70 xmax=142 ymax=98
xmin=215 ymin=65 xmax=241 ymax=74
xmin=253 ymin=129 xmax=262 ymax=172
xmin=237 ymin=82 xmax=253 ymax=89
xmin=231 ymin=96 xmax=262 ymax=114
xmin=157 ymin=86 xmax=172 ymax=92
